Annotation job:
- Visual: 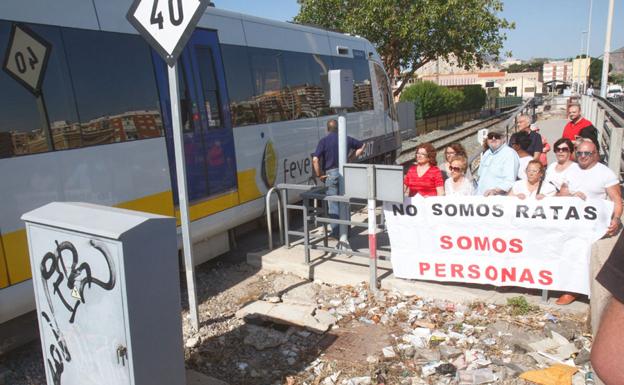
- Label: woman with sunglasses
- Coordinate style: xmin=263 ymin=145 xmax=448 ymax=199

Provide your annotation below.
xmin=404 ymin=143 xmax=444 ymax=197
xmin=444 ymin=155 xmax=475 ymax=196
xmin=441 ymin=143 xmax=467 ymax=180
xmin=544 ymin=138 xmax=579 ymax=193
xmin=509 ymin=160 xmax=556 ymax=200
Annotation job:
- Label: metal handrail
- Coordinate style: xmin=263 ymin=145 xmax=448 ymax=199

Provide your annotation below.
xmin=582 ymin=95 xmax=624 ymax=179
xmin=265 ymin=186 xmax=284 ymax=250
xmin=265 ymin=182 xmax=320 ymax=250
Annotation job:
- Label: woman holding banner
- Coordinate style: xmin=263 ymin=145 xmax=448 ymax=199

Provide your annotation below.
xmin=444 ymin=155 xmax=475 ymax=196
xmin=509 ymin=160 xmax=556 ymax=199
xmin=544 ymin=138 xmax=579 ymax=194
xmin=404 ymin=143 xmax=445 ymax=197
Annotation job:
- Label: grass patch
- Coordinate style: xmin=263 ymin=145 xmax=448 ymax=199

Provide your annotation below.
xmin=506 ymin=296 xmax=537 ymax=316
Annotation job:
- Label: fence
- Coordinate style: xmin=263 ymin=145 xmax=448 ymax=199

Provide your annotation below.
xmin=398 ymin=96 xmax=524 ymax=140
xmin=397 ymin=106 xmax=481 ymax=139
xmin=581 ymin=95 xmax=624 ymax=180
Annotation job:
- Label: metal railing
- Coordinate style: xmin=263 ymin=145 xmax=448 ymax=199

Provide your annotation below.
xmin=264 ymin=182 xmax=390 ymax=289
xmin=265 ymin=183 xmax=317 ymax=250
xmin=581 ymin=95 xmax=624 ymax=180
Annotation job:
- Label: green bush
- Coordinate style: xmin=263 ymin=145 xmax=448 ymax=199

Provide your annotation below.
xmin=399 ymin=81 xmax=465 ymax=119
xmin=460 ymin=85 xmax=487 ymax=110
xmin=400 ymin=82 xmax=487 ymax=120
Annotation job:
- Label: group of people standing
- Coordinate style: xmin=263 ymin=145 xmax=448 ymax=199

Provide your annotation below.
xmin=402 ymin=103 xmax=623 ymax=304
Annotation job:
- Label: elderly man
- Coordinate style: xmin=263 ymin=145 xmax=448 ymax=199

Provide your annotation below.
xmin=563 ymin=139 xmax=622 ymax=234
xmin=562 ymin=103 xmax=598 ymax=149
xmin=557 ymin=139 xmax=622 ymax=305
xmin=516 ymin=114 xmax=543 ymax=160
xmin=476 ymin=132 xmax=520 ymax=196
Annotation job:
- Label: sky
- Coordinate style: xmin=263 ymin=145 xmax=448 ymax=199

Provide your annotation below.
xmin=214 ymin=0 xmax=624 ymax=61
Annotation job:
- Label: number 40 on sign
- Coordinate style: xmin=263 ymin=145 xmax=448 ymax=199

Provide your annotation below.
xmin=127 ymin=0 xmax=211 ymax=67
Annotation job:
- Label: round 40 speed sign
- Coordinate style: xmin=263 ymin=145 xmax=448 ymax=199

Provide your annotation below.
xmin=127 ymin=0 xmax=211 ymax=67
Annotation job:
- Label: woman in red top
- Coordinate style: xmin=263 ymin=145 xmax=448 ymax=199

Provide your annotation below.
xmin=404 ymin=143 xmax=445 ymax=197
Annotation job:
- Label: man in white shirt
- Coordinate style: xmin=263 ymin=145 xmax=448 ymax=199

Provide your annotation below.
xmin=557 ymin=139 xmax=622 ymax=306
xmin=562 ymin=139 xmax=622 ymax=235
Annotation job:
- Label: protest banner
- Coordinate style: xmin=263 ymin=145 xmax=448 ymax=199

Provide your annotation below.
xmin=384 ymin=196 xmax=613 ymax=295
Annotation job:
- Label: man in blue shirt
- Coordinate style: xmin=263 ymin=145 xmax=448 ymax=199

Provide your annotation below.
xmin=476 ymin=131 xmax=520 ymax=196
xmin=312 ymin=119 xmax=365 ymax=237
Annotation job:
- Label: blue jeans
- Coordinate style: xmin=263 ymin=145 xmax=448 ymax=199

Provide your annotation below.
xmin=325 ymin=169 xmax=340 ymax=237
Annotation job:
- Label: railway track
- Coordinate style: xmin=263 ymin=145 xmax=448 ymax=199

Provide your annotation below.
xmin=397 ymin=111 xmax=514 ymax=165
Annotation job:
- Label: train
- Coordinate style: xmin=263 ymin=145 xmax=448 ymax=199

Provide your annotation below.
xmin=0 ymin=0 xmax=400 ymax=324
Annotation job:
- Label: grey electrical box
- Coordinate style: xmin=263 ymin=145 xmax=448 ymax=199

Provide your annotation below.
xmin=329 ymin=69 xmax=353 ymax=108
xmin=22 ymin=202 xmax=185 ymax=385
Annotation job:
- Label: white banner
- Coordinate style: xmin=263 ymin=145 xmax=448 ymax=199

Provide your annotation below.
xmin=384 ymin=196 xmax=614 ymax=295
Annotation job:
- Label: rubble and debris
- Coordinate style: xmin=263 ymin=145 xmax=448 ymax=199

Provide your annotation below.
xmin=1 ymin=266 xmax=592 ymax=385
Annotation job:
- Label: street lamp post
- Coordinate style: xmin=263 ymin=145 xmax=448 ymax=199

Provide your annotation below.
xmin=600 ymin=0 xmax=615 ymax=97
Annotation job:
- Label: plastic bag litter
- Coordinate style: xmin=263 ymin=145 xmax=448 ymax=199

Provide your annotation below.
xmin=519 ymin=364 xmax=578 ymax=385
xmin=457 ymin=368 xmax=497 ymax=385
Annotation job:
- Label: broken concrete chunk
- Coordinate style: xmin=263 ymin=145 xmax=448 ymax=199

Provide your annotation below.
xmin=243 ymin=324 xmax=287 ymax=350
xmin=236 ymin=300 xmax=330 ymax=333
xmin=382 ymin=346 xmax=396 ymax=358
xmin=281 ymin=282 xmax=320 ymax=306
xmin=185 ymin=336 xmax=201 ymax=349
xmin=345 ymin=376 xmax=371 ymax=385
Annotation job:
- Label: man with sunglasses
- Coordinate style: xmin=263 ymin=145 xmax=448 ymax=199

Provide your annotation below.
xmin=561 ymin=139 xmax=622 ymax=236
xmin=476 ymin=132 xmax=520 ymax=196
xmin=556 ymin=140 xmax=622 ymax=306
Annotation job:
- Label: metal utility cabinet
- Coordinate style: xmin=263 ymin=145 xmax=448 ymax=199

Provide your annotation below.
xmin=22 ymin=202 xmax=185 ymax=385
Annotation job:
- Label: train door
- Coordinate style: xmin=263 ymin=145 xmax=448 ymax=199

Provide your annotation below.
xmin=153 ymin=29 xmax=238 ymax=204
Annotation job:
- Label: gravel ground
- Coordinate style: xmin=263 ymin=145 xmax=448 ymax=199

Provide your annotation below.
xmin=0 ymin=250 xmax=592 ymax=385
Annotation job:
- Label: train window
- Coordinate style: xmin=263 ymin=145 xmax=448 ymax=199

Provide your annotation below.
xmin=195 ymin=46 xmax=222 ymax=128
xmin=178 ymin=61 xmax=196 ymax=134
xmin=61 ymin=28 xmax=163 ymax=146
xmin=331 ymin=56 xmax=373 ymax=112
xmin=373 ymin=62 xmax=397 ymax=121
xmin=0 ymin=21 xmax=80 ymax=157
xmin=249 ymin=47 xmax=288 ymax=123
xmin=283 ymin=51 xmax=330 ymax=119
xmin=221 ymin=44 xmax=257 ymax=127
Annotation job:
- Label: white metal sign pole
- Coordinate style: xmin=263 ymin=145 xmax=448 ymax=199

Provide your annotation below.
xmin=169 ymin=64 xmax=199 ymax=331
xmin=338 ymin=110 xmax=348 ymax=245
xmin=367 ymin=165 xmax=377 ymax=292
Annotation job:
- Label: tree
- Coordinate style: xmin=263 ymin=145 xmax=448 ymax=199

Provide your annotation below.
xmin=506 ymin=59 xmax=546 ymax=73
xmin=589 ymin=58 xmax=613 ymax=88
xmin=295 ymin=0 xmax=514 ymax=96
xmin=460 ymin=85 xmax=487 ymax=110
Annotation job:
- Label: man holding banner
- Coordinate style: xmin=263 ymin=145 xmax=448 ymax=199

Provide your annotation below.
xmin=562 ymin=139 xmax=622 ymax=236
xmin=476 ymin=132 xmax=519 ymax=196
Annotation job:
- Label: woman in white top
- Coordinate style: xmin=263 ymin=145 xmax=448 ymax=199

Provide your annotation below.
xmin=509 ymin=160 xmax=556 ymax=199
xmin=440 ymin=143 xmax=468 ymax=180
xmin=545 ymin=138 xmax=579 ymax=193
xmin=444 ymin=155 xmax=475 ymax=196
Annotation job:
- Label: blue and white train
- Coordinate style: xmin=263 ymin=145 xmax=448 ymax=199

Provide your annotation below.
xmin=0 ymin=0 xmax=400 ymax=323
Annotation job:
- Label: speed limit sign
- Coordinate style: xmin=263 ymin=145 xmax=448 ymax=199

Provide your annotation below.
xmin=127 ymin=0 xmax=211 ymax=66
xmin=2 ymin=23 xmax=51 ymax=95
